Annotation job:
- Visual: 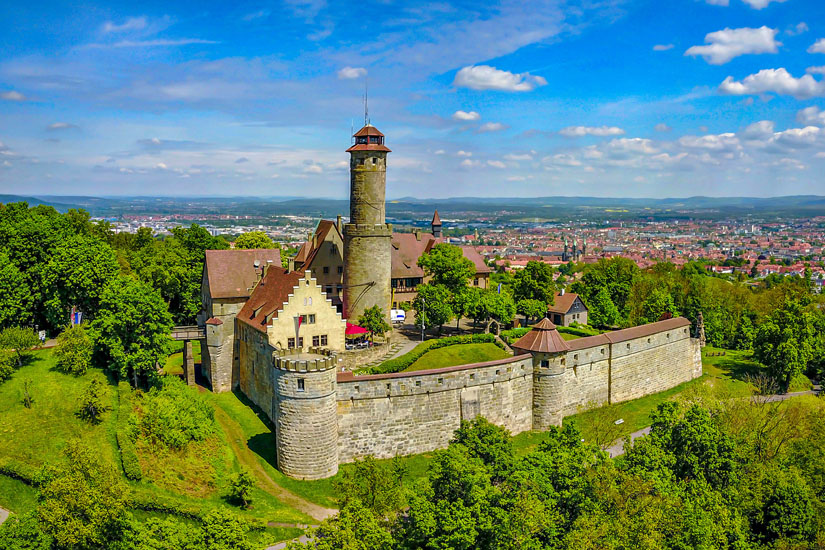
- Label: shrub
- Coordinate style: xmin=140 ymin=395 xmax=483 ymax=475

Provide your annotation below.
xmin=136 ymin=377 xmax=215 ymax=449
xmin=228 ymin=468 xmax=255 ymax=508
xmin=76 ymin=379 xmax=110 ymax=424
xmin=500 ymin=328 xmax=530 ymax=345
xmin=0 ymin=350 xmax=15 ymax=383
xmin=117 ymin=430 xmax=142 ymax=481
xmin=369 ymin=334 xmax=502 ymax=375
xmin=0 ymin=326 xmax=39 ymax=366
xmin=54 ymin=324 xmax=93 ymax=375
xmin=0 ymin=458 xmax=39 ymax=484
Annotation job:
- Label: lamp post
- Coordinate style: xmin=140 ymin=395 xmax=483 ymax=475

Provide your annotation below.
xmin=420 ymin=297 xmax=425 ymax=342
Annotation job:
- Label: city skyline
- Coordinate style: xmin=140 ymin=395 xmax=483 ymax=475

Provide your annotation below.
xmin=2 ymin=0 xmax=825 ymax=198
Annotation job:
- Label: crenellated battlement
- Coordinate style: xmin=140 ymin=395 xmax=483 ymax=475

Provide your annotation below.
xmin=273 ymin=347 xmax=338 ymax=372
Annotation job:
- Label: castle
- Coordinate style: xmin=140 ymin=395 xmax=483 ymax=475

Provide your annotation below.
xmin=197 ymin=123 xmax=704 ymax=480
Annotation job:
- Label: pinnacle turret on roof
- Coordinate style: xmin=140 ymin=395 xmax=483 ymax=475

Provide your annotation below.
xmin=431 ymin=209 xmax=442 ymax=226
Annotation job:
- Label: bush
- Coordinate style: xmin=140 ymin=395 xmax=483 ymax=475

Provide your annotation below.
xmin=117 ymin=430 xmax=142 ymax=481
xmin=0 ymin=458 xmax=39 ymax=484
xmin=0 ymin=350 xmax=15 ymax=383
xmin=135 ymin=377 xmax=215 ymax=449
xmin=369 ymin=334 xmax=502 ymax=375
xmin=0 ymin=326 xmax=39 ymax=366
xmin=500 ymin=328 xmax=530 ymax=345
xmin=54 ymin=324 xmax=93 ymax=375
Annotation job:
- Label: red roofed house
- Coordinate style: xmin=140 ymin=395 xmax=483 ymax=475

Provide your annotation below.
xmin=200 ymin=248 xmax=281 ymax=392
xmin=547 ymin=291 xmax=588 ymax=327
xmin=292 ymin=218 xmax=345 ymax=312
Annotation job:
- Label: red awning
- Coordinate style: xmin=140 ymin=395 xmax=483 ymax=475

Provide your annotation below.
xmin=346 ymin=322 xmax=369 ymax=335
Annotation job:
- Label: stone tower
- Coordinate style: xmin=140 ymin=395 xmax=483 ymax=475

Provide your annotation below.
xmin=343 ymin=124 xmax=393 ymax=322
xmin=431 ymin=209 xmax=442 ymax=238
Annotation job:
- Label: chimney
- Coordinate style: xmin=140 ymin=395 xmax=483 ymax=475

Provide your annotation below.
xmin=560 ymin=288 xmax=565 ymax=296
xmin=337 ymin=215 xmax=342 ymax=233
xmin=312 ymin=233 xmax=318 ymax=250
xmin=287 ymin=257 xmax=295 ymax=273
xmin=254 ymin=259 xmax=262 ymax=282
xmin=413 ymin=228 xmax=420 ymax=241
xmin=263 ymin=260 xmax=273 ymax=278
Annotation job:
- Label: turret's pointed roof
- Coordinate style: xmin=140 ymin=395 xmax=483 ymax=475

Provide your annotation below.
xmin=512 ymin=317 xmax=570 ymax=354
xmin=353 ymin=124 xmax=384 ymax=137
xmin=347 ymin=124 xmax=391 ymax=153
xmin=431 ymin=209 xmax=442 ymax=226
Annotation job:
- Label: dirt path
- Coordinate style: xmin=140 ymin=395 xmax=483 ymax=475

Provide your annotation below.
xmin=0 ymin=506 xmax=9 ymax=526
xmin=212 ymin=406 xmax=338 ymax=522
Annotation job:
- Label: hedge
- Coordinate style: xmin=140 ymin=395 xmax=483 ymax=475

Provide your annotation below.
xmin=368 ymin=333 xmax=504 ymax=375
xmin=117 ymin=430 xmax=142 ymax=481
xmin=0 ymin=458 xmax=38 ymax=484
xmin=130 ymin=492 xmax=204 ymax=520
xmin=501 ymin=324 xmax=602 ymax=345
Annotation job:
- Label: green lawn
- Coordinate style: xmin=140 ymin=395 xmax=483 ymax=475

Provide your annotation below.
xmin=164 ymin=340 xmax=202 ymax=375
xmin=403 ymin=343 xmax=510 ymax=372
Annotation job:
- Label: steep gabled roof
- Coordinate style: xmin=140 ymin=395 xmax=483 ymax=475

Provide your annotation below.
xmin=547 ymin=292 xmax=582 ymax=315
xmin=512 ymin=318 xmax=570 ymax=354
xmin=301 ymin=220 xmax=342 ymax=269
xmin=205 ymin=249 xmax=282 ymax=299
xmin=431 ymin=209 xmax=442 ymax=226
xmin=236 ymin=267 xmax=304 ymax=332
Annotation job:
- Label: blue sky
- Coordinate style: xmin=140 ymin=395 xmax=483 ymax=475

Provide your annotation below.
xmin=1 ymin=0 xmax=825 ymax=199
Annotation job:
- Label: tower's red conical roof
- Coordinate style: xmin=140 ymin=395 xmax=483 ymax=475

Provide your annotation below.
xmin=512 ymin=317 xmax=570 ymax=354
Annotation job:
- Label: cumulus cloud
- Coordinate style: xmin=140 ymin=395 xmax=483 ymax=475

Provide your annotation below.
xmin=337 ymin=66 xmax=367 ymax=79
xmin=685 ymin=27 xmax=779 ymax=65
xmin=797 ymin=106 xmax=825 ymax=126
xmin=741 ymin=0 xmax=788 ymax=8
xmin=787 ymin=22 xmax=808 ymax=36
xmin=653 ymin=44 xmax=674 ymax=51
xmin=741 ymin=120 xmax=775 ymax=139
xmin=606 ymin=138 xmax=658 ymax=155
xmin=770 ymin=126 xmax=820 ymax=148
xmin=560 ymin=125 xmax=625 ymax=137
xmin=487 ymin=160 xmax=506 ymax=169
xmin=101 ymin=17 xmax=148 ymax=34
xmin=478 ymin=122 xmax=506 ymax=132
xmin=719 ymin=68 xmax=825 ymax=99
xmin=504 ymin=153 xmax=532 ymax=161
xmin=453 ymin=65 xmax=547 ymax=92
xmin=809 ymin=39 xmax=825 ymax=54
xmin=655 ymin=123 xmax=672 ymax=132
xmin=452 ymin=110 xmax=481 ymax=121
xmin=679 ymin=133 xmax=741 ymax=151
xmin=303 ymin=164 xmax=323 ymax=174
xmin=460 ymin=158 xmax=479 ymax=167
xmin=47 ymin=122 xmax=78 ymax=131
xmin=807 ymin=66 xmax=825 ymax=75
xmin=456 ymin=150 xmax=473 ymax=157
xmin=0 ymin=90 xmax=26 ymax=101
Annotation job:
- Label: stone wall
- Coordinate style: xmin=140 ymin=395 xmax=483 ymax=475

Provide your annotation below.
xmin=203 ymin=298 xmax=246 ymax=392
xmin=335 ymin=355 xmax=534 ymax=462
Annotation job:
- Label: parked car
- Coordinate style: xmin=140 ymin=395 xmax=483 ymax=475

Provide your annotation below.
xmin=391 ymin=309 xmax=406 ymax=324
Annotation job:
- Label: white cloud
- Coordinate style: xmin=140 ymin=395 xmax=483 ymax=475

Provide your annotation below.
xmin=606 ymin=138 xmax=658 ymax=155
xmin=506 ymin=176 xmax=526 ymax=181
xmin=741 ymin=0 xmax=788 ymax=8
xmin=456 ymin=150 xmax=473 ymax=157
xmin=87 ymin=38 xmax=218 ymax=48
xmin=719 ymin=68 xmax=825 ymax=99
xmin=47 ymin=122 xmax=78 ymax=131
xmin=655 ymin=123 xmax=672 ymax=132
xmin=705 ymin=0 xmax=729 ymax=5
xmin=653 ymin=44 xmax=674 ymax=51
xmin=741 ymin=120 xmax=775 ymax=139
xmin=504 ymin=153 xmax=532 ymax=161
xmin=478 ymin=122 xmax=506 ymax=133
xmin=453 ymin=65 xmax=547 ymax=92
xmin=460 ymin=158 xmax=479 ymax=167
xmin=487 ymin=160 xmax=506 ymax=169
xmin=560 ymin=125 xmax=625 ymax=137
xmin=101 ymin=17 xmax=148 ymax=34
xmin=787 ymin=22 xmax=808 ymax=36
xmin=685 ymin=27 xmax=779 ymax=65
xmin=809 ymin=39 xmax=825 ymax=54
xmin=242 ymin=10 xmax=270 ymax=22
xmin=679 ymin=133 xmax=740 ymax=151
xmin=303 ymin=164 xmax=323 ymax=173
xmin=807 ymin=66 xmax=825 ymax=75
xmin=452 ymin=110 xmax=481 ymax=121
xmin=337 ymin=66 xmax=367 ymax=79
xmin=0 ymin=91 xmax=26 ymax=101
xmin=155 ymin=162 xmax=168 ymax=170
xmin=434 ymin=149 xmax=446 ymax=155
xmin=797 ymin=106 xmax=825 ymax=126
xmin=545 ymin=153 xmax=582 ymax=167
xmin=770 ymin=126 xmax=820 ymax=148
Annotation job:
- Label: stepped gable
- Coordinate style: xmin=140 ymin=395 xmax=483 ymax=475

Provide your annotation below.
xmin=205 ymin=248 xmax=281 ymax=299
xmin=512 ymin=317 xmax=570 ymax=354
xmin=236 ymin=267 xmax=303 ymax=332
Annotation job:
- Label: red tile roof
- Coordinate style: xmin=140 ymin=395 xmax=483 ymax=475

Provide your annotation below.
xmin=205 ymin=249 xmax=282 ymax=299
xmin=390 ymin=232 xmax=491 ymax=279
xmin=353 ymin=125 xmax=384 ymax=137
xmin=547 ymin=292 xmax=581 ymax=315
xmin=512 ymin=318 xmax=570 ymax=354
xmin=236 ymin=267 xmax=304 ymax=333
xmin=432 ymin=209 xmax=442 ymax=226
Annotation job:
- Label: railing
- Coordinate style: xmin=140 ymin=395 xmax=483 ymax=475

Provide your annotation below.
xmin=170 ymin=325 xmax=206 ymax=341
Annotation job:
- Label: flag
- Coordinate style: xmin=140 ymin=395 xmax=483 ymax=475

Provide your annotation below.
xmin=497 ymin=283 xmax=502 ymax=294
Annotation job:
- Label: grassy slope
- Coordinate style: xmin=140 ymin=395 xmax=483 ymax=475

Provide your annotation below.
xmin=403 ymin=343 xmax=510 ymax=372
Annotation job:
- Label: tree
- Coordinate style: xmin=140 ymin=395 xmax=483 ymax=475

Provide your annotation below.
xmin=199 ymin=509 xmax=254 ymax=550
xmin=234 ymin=231 xmax=277 ymax=250
xmin=753 ymin=298 xmax=817 ymax=391
xmin=358 ymin=305 xmax=391 ymax=343
xmin=0 ymin=251 xmax=30 ymax=329
xmin=641 ymin=287 xmax=679 ymax=323
xmin=513 ymin=261 xmax=556 ymax=305
xmin=517 ymin=298 xmax=546 ymax=325
xmin=453 ymin=286 xmax=482 ymax=330
xmin=0 ymin=326 xmax=39 ymax=366
xmin=473 ymin=289 xmax=517 ymax=333
xmin=417 ymin=243 xmax=475 ymax=294
xmin=413 ymin=284 xmax=454 ymax=334
xmin=41 ymin=234 xmax=120 ymax=328
xmin=54 ymin=324 xmax=94 ymax=375
xmin=334 ymin=456 xmax=405 ymax=517
xmin=37 ymin=442 xmax=130 ymax=549
xmin=76 ymin=379 xmax=110 ymax=424
xmin=228 ymin=468 xmax=255 ymax=508
xmin=0 ymin=513 xmax=52 ymax=550
xmin=587 ymin=286 xmax=620 ymax=328
xmin=572 ymin=257 xmax=639 ymax=320
xmin=89 ymin=276 xmax=173 ymax=387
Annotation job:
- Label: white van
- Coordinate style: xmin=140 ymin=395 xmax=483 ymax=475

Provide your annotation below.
xmin=391 ymin=309 xmax=406 ymax=324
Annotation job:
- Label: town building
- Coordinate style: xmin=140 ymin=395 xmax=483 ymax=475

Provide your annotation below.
xmin=547 ymin=291 xmax=588 ymax=326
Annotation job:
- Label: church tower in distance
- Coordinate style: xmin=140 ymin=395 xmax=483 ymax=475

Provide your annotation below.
xmin=343 ymin=124 xmax=392 ymax=322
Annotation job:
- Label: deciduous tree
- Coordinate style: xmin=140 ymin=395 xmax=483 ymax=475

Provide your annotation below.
xmin=358 ymin=305 xmax=391 ymax=343
xmin=417 ymin=243 xmax=475 ymax=294
xmin=234 ymin=231 xmax=277 ymax=250
xmin=54 ymin=324 xmax=93 ymax=375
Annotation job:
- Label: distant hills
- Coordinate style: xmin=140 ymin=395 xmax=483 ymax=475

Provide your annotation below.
xmin=2 ymin=194 xmax=824 ymax=222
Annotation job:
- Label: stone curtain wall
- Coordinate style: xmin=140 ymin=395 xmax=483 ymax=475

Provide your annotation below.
xmin=336 ymin=355 xmax=534 ymax=462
